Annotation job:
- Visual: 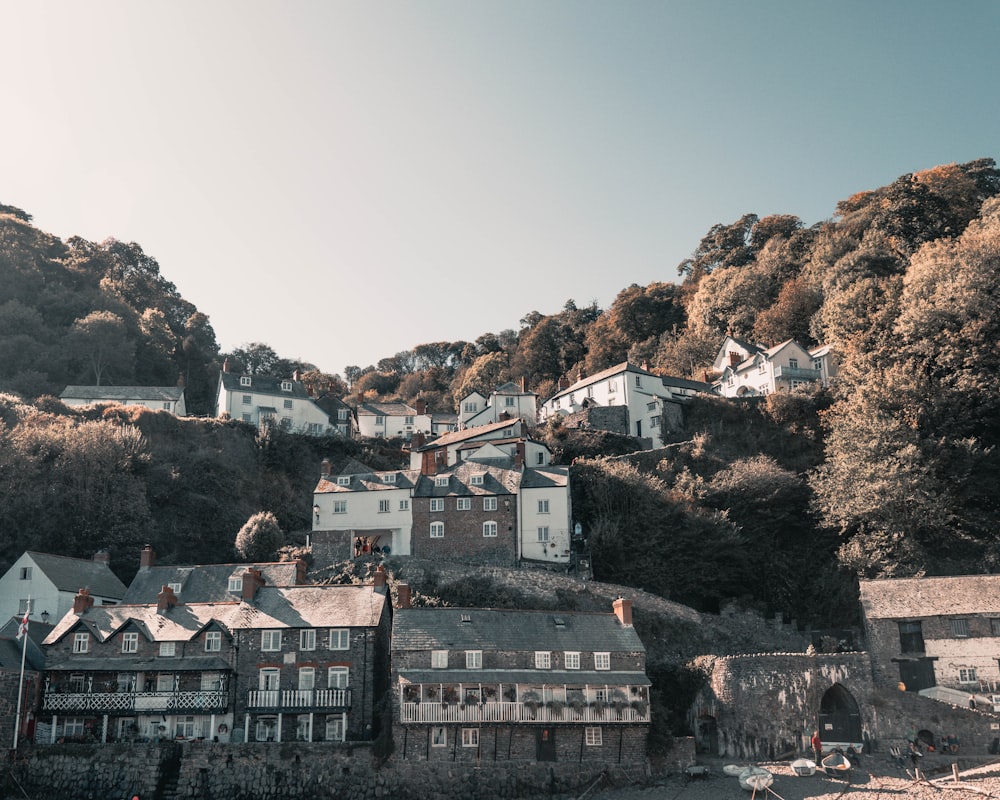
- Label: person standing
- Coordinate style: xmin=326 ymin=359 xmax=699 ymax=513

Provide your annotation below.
xmin=811 ymin=730 xmax=823 ymax=763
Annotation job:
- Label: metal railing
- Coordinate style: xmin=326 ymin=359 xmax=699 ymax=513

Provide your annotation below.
xmin=774 ymin=366 xmax=822 ymax=381
xmin=399 ymin=700 xmax=649 ymax=724
xmin=246 ymin=688 xmax=351 ymax=710
xmin=42 ymin=690 xmax=229 ymax=713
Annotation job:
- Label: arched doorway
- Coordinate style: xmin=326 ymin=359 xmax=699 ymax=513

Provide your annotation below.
xmin=696 ymin=715 xmax=718 ymax=755
xmin=818 ymin=684 xmax=862 ymax=747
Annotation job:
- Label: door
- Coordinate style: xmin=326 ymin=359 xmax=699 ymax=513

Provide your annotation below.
xmin=898 ymin=658 xmax=936 ymax=692
xmin=536 ymin=727 xmax=557 ymax=761
xmin=817 ymin=684 xmax=862 ymax=745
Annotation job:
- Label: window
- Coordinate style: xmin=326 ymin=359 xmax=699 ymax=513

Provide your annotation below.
xmin=565 ymin=651 xmax=580 ymax=670
xmin=399 ymin=499 xmax=409 ymax=511
xmin=898 ymin=620 xmax=925 ymax=653
xmin=959 ymin=667 xmax=978 ymax=684
xmin=650 ymin=415 xmax=660 ymax=427
xmin=242 ymin=413 xmax=252 ymax=422
xmin=538 ymin=499 xmax=549 ymax=514
xmin=484 ymin=497 xmax=498 ymax=511
xmin=378 ymin=499 xmax=390 ymax=513
xmin=537 ymin=527 xmax=549 ymax=542
xmin=337 ymin=476 xmax=351 ymax=486
xmin=404 ymin=415 xmax=414 ymax=425
xmin=205 ymin=631 xmax=221 ymax=652
xmin=18 ymin=566 xmax=31 ymax=580
xmin=329 ymin=629 xmax=349 ymax=650
xmin=117 ymin=673 xmax=133 ymax=692
xmin=69 ymin=673 xmax=85 ymax=692
xmin=608 ymin=380 xmax=617 ymax=393
xmin=431 ymin=727 xmax=447 ymax=747
xmin=325 ymin=716 xmax=345 ymax=742
xmin=991 ymin=619 xmax=1000 ymax=636
xmin=383 ymin=473 xmax=396 ymax=484
xmin=505 ymin=396 xmax=515 ymax=407
xmin=462 ymin=728 xmax=480 ymax=747
xmin=471 ymin=474 xmax=484 ymax=485
xmin=535 ymin=651 xmax=551 ymax=669
xmin=333 ymin=500 xmax=347 ymax=514
xmin=457 ymin=497 xmax=471 ymax=511
xmin=201 ymin=672 xmax=223 ymax=691
xmin=283 ymin=398 xmax=293 ymax=410
xmin=228 ymin=576 xmax=243 ymax=592
xmin=242 ymin=394 xmax=252 ymax=405
xmin=338 ymin=408 xmax=348 ymax=421
xmin=328 ymin=667 xmax=349 ymax=688
xmin=788 ymin=358 xmax=799 ymax=369
xmin=463 ymin=401 xmax=477 ymax=413
xmin=300 ymin=629 xmax=316 ymax=651
xmin=17 ymin=598 xmax=29 ymax=615
xmin=483 ymin=521 xmax=497 ymax=537
xmin=431 ymin=650 xmax=448 ymax=669
xmin=168 ymin=582 xmax=182 ymax=594
xmin=952 ymin=618 xmax=970 ymax=637
xmin=281 ymin=380 xmax=292 ymax=392
xmin=160 ymin=642 xmax=176 ymax=657
xmin=466 ymin=650 xmax=482 ymax=669
xmin=594 ymin=652 xmax=611 ymax=670
xmin=255 ymin=717 xmax=277 ymax=742
xmin=585 ymin=727 xmax=603 ymax=746
xmin=259 ymin=668 xmax=280 ymax=691
xmin=73 ymin=632 xmax=90 ymax=653
xmin=122 ymin=632 xmax=138 ymax=653
xmin=261 ymin=630 xmax=282 ymax=651
xmin=430 ymin=522 xmax=444 ymax=538
xmin=64 ymin=717 xmax=86 ymax=736
xmin=374 ymin=415 xmax=385 ymax=425
xmin=430 ymin=498 xmax=444 ymax=512
xmin=240 ymin=376 xmax=251 ymax=387
xmin=435 ymin=476 xmax=449 ymax=487
xmin=157 ymin=674 xmax=175 ymax=692
xmin=298 ymin=667 xmax=315 ymax=691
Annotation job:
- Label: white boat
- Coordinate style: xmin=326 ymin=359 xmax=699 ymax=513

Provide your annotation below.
xmin=822 ymin=751 xmax=851 ymax=773
xmin=738 ymin=766 xmax=773 ymax=792
xmin=791 ymin=758 xmax=816 ymax=776
xmin=723 ymin=764 xmax=744 ymax=777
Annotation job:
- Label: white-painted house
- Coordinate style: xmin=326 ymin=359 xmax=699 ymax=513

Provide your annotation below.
xmin=408 ymin=418 xmax=551 ymax=472
xmin=714 ymin=337 xmax=838 ymax=398
xmin=458 ymin=382 xmax=538 ymax=429
xmin=60 ymin=385 xmax=187 ymax=416
xmin=355 ymin=400 xmax=432 ymax=440
xmin=517 ymin=466 xmax=572 ymax=565
xmin=216 ymin=370 xmax=333 ymax=435
xmin=0 ymin=551 xmax=126 ymax=625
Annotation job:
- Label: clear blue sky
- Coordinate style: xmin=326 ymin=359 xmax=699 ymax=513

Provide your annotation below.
xmin=1 ymin=1 xmax=997 ymax=375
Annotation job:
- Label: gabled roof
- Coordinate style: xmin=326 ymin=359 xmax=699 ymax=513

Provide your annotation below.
xmin=315 ymin=469 xmax=422 ymax=494
xmin=661 ymin=376 xmax=712 ymax=392
xmin=860 ymin=575 xmax=1000 ymax=619
xmin=546 ymin=362 xmax=655 ymax=403
xmin=218 ymin=372 xmax=314 ymax=400
xmin=494 ymin=382 xmax=536 ymax=397
xmin=413 ymin=417 xmax=525 ymax=451
xmin=60 ymin=386 xmax=184 ymax=402
xmin=45 ymin=585 xmax=390 ymax=646
xmin=393 ymin=607 xmax=645 ymax=654
xmin=413 ymin=463 xmax=521 ymax=497
xmin=519 ymin=466 xmax=569 ymax=489
xmin=122 ymin=561 xmax=303 ymax=604
xmin=24 ymin=552 xmax=127 ymax=599
xmin=356 ymin=401 xmax=417 ymax=417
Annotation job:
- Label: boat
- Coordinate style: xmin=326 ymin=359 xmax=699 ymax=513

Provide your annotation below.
xmin=791 ymin=758 xmax=816 ymax=776
xmin=738 ymin=766 xmax=773 ymax=792
xmin=822 ymin=751 xmax=851 ymax=773
xmin=723 ymin=764 xmax=744 ymax=777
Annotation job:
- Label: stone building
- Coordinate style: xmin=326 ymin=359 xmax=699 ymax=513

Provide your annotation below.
xmin=390 ymin=592 xmax=650 ymax=765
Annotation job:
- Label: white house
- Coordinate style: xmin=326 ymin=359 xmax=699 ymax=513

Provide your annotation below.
xmin=0 ymin=551 xmax=126 ymax=625
xmin=714 ymin=338 xmax=838 ymax=398
xmin=517 ymin=466 xmax=572 ymax=565
xmin=538 ymin=362 xmax=707 ymax=449
xmin=408 ymin=418 xmax=551 ymax=473
xmin=458 ymin=382 xmax=538 ymax=429
xmin=216 ymin=368 xmax=333 ymax=435
xmin=355 ymin=400 xmax=432 ymax=440
xmin=60 ymin=385 xmax=187 ymax=416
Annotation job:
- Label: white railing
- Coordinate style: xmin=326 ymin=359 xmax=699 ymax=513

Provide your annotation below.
xmin=247 ymin=688 xmax=351 ymax=710
xmin=43 ymin=690 xmax=228 ymax=713
xmin=399 ymin=700 xmax=649 ymax=724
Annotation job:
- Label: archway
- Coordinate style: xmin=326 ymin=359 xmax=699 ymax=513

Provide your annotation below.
xmin=817 ymin=684 xmax=862 ymax=747
xmin=696 ymin=715 xmax=718 ymax=755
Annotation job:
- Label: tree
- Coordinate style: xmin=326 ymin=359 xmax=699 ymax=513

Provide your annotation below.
xmin=67 ymin=310 xmax=134 ymax=385
xmin=228 ymin=343 xmax=282 ymax=376
xmin=235 ymin=511 xmax=284 ymax=561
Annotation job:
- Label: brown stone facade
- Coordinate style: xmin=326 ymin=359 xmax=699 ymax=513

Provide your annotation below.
xmin=411 ymin=494 xmax=518 ymax=565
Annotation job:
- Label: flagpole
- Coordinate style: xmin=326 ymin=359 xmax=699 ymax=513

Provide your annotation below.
xmin=13 ymin=596 xmax=29 ymax=750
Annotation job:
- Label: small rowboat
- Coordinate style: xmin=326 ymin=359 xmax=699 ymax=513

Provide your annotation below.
xmin=738 ymin=766 xmax=773 ymax=792
xmin=822 ymin=751 xmax=851 ymax=773
xmin=791 ymin=758 xmax=816 ymax=776
xmin=723 ymin=764 xmax=744 ymax=777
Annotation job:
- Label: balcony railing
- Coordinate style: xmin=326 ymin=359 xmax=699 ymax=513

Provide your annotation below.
xmin=42 ymin=690 xmax=228 ymax=714
xmin=247 ymin=688 xmax=351 ymax=711
xmin=400 ymin=700 xmax=649 ymax=725
xmin=774 ymin=366 xmax=821 ymax=381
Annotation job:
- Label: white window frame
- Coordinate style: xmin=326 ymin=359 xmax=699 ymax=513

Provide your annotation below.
xmin=337 ymin=476 xmax=351 ymax=486
xmin=283 ymin=398 xmax=293 ymax=410
xmin=952 ymin=618 xmax=970 ymax=638
xmin=431 ymin=650 xmax=448 ymax=669
xmin=457 ymin=497 xmax=471 ymax=511
xmin=121 ymin=631 xmax=138 ymax=653
xmin=325 ymin=716 xmax=345 ymax=741
xmin=333 ymin=500 xmax=347 ymax=514
xmin=435 ymin=476 xmax=448 ymax=487
xmin=399 ymin=499 xmax=409 ymax=511
xmin=328 ymin=667 xmax=349 ymax=688
xmin=535 ymin=651 xmax=551 ymax=669
xmin=585 ymin=727 xmax=603 ymax=746
xmin=159 ymin=642 xmax=176 ymax=657
xmin=483 ymin=521 xmax=497 ymax=537
xmin=430 ymin=522 xmax=444 ymax=538
xmin=157 ymin=673 xmax=175 ymax=692
xmin=261 ymin=630 xmax=282 ymax=652
xmin=240 ymin=376 xmax=251 ymax=387
xmin=205 ymin=631 xmax=222 ymax=652
xmin=594 ymin=652 xmax=611 ymax=670
xmin=228 ymin=576 xmax=243 ymax=592
xmin=383 ymin=473 xmax=396 ymax=484
xmin=564 ymin=651 xmax=581 ymax=670
xmin=470 ymin=474 xmax=484 ymax=485
xmin=242 ymin=394 xmax=252 ymax=405
xmin=298 ymin=667 xmax=316 ymax=691
xmin=538 ymin=499 xmax=549 ymax=513
xmin=300 ymin=629 xmax=317 ymax=651
xmin=462 ymin=728 xmax=480 ymax=747
xmin=378 ymin=499 xmax=390 ymax=513
xmin=959 ymin=667 xmax=978 ymax=684
xmin=484 ymin=497 xmax=498 ymax=511
xmin=431 ymin=727 xmax=447 ymax=747
xmin=73 ymin=632 xmax=90 ymax=653
xmin=281 ymin=380 xmax=293 ymax=392
xmin=430 ymin=498 xmax=444 ymax=512
xmin=329 ymin=629 xmax=350 ymax=650
xmin=259 ymin=668 xmax=280 ymax=691
xmin=466 ymin=650 xmax=482 ymax=669
xmin=537 ymin=526 xmax=550 ymax=542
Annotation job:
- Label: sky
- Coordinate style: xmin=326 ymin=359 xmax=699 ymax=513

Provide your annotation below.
xmin=1 ymin=1 xmax=998 ymax=376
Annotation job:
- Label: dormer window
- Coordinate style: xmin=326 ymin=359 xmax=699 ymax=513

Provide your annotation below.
xmin=383 ymin=473 xmax=396 ymax=484
xmin=281 ymin=381 xmax=293 ymax=392
xmin=435 ymin=476 xmax=449 ymax=487
xmin=337 ymin=476 xmax=351 ymax=486
xmin=228 ymin=576 xmax=243 ymax=593
xmin=470 ymin=474 xmax=484 ymax=486
xmin=240 ymin=376 xmax=251 ymax=387
xmin=168 ymin=582 xmax=182 ymax=594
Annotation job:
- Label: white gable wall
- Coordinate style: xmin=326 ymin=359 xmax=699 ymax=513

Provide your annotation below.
xmin=519 ymin=483 xmax=572 ymax=564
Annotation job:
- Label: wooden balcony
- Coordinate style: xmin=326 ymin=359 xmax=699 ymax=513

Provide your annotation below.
xmin=246 ymin=688 xmax=351 ymax=712
xmin=399 ymin=699 xmax=649 ymax=725
xmin=42 ymin=690 xmax=229 ymax=714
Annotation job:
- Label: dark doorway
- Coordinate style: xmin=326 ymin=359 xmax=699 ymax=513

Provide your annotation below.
xmin=536 ymin=727 xmax=556 ymax=761
xmin=898 ymin=658 xmax=936 ymax=692
xmin=696 ymin=715 xmax=718 ymax=755
xmin=818 ymin=684 xmax=862 ymax=745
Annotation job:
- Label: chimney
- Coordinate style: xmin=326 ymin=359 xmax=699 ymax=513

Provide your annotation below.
xmin=293 ymin=368 xmax=302 ymax=382
xmin=295 ymin=558 xmax=308 ymax=585
xmin=397 ymin=583 xmax=412 ymax=609
xmin=373 ymin=564 xmax=387 ymax=591
xmin=520 ymin=376 xmax=526 ymax=392
xmin=320 ymin=458 xmax=332 ymax=479
xmin=558 ymin=376 xmax=569 ymax=391
xmin=242 ymin=567 xmax=266 ymax=601
xmin=412 ymin=431 xmax=425 ymax=448
xmin=92 ymin=551 xmax=110 ymax=565
xmin=577 ymin=367 xmax=584 ymax=382
xmin=515 ymin=442 xmax=525 ymax=468
xmin=177 ymin=373 xmax=186 ymax=389
xmin=414 ymin=398 xmax=426 ymax=416
xmin=223 ymin=357 xmax=232 ymax=373
xmin=157 ymin=585 xmax=179 ymax=613
xmin=421 ymin=451 xmax=435 ymax=475
xmin=728 ymin=351 xmax=740 ymax=367
xmin=613 ymin=596 xmax=633 ymax=627
xmin=140 ymin=545 xmax=156 ymax=571
xmin=73 ymin=588 xmax=94 ymax=615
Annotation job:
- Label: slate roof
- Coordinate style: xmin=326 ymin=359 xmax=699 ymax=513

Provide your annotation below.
xmin=357 ymin=401 xmax=417 ymax=417
xmin=26 ymin=552 xmax=127 ymax=599
xmin=45 ymin=585 xmax=390 ymax=646
xmin=218 ymin=372 xmax=314 ymax=401
xmin=413 ymin=463 xmax=521 ymax=497
xmin=414 ymin=418 xmax=525 ymax=451
xmin=494 ymin=382 xmax=536 ymax=397
xmin=314 ymin=470 xmax=422 ymax=495
xmin=661 ymin=376 xmax=712 ymax=393
xmin=0 ymin=618 xmax=48 ymax=670
xmin=392 ymin=607 xmax=645 ymax=654
xmin=122 ymin=561 xmax=303 ymax=604
xmin=860 ymin=575 xmax=1000 ymax=619
xmin=546 ymin=362 xmax=654 ymax=403
xmin=60 ymin=386 xmax=185 ymax=402
xmin=519 ymin=466 xmax=569 ymax=489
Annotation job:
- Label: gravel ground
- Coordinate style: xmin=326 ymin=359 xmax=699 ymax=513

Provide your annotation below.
xmin=588 ymin=755 xmax=1000 ymax=800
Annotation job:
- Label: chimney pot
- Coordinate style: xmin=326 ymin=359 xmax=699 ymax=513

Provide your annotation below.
xmin=373 ymin=565 xmax=387 ymax=590
xmin=397 ymin=584 xmax=412 ymax=609
xmin=73 ymin=588 xmax=94 ymax=615
xmin=140 ymin=545 xmax=156 ymax=570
